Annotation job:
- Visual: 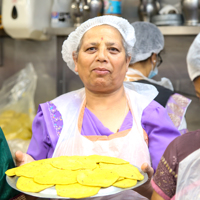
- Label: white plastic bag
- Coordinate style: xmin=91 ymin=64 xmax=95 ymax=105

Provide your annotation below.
xmin=0 ymin=63 xmax=37 ymax=141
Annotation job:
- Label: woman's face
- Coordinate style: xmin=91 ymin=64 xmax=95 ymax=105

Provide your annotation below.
xmin=73 ymin=25 xmax=131 ymax=94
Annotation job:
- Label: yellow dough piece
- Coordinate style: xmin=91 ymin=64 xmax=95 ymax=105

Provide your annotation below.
xmin=15 ymin=162 xmax=55 ymax=178
xmin=34 ymin=168 xmax=78 ymax=185
xmin=56 ymin=183 xmax=100 ymax=198
xmin=113 ymin=178 xmax=137 ymax=188
xmin=16 ymin=176 xmax=53 ymax=193
xmin=51 ymin=156 xmax=97 ymax=170
xmin=77 ymin=168 xmax=119 ymax=187
xmin=99 ymin=163 xmax=144 ymax=180
xmin=5 ymin=167 xmax=19 ymax=176
xmin=87 ymin=155 xmax=129 ymax=164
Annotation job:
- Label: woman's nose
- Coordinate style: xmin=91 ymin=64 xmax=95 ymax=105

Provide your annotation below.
xmin=97 ymin=47 xmax=107 ymax=62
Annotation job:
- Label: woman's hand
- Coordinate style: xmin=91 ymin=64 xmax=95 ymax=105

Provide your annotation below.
xmin=15 ymin=151 xmax=35 ymax=166
xmin=151 ymin=190 xmax=165 ymax=200
xmin=133 ymin=163 xmax=154 ymax=199
xmin=15 ymin=152 xmax=36 ymax=199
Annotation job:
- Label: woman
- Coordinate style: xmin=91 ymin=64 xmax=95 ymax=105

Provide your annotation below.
xmin=151 ymin=33 xmax=200 ymax=200
xmin=15 ymin=16 xmax=180 ymax=199
xmin=125 ymin=21 xmax=191 ymax=134
xmin=187 ymin=33 xmax=200 ymax=100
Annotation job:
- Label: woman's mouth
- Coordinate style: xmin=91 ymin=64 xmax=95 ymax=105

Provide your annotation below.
xmin=93 ymin=68 xmax=110 ymax=75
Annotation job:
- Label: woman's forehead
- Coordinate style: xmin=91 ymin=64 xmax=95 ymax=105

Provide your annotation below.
xmin=81 ymin=25 xmax=123 ymax=43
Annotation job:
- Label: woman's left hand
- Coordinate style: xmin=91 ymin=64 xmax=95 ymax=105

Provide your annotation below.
xmin=15 ymin=151 xmax=35 ymax=166
xmin=133 ymin=163 xmax=154 ymax=199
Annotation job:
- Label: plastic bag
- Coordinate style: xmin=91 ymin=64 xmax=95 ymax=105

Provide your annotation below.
xmin=0 ymin=63 xmax=37 ymax=141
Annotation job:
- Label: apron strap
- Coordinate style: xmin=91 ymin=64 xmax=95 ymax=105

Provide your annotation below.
xmin=143 ymin=129 xmax=148 ymax=146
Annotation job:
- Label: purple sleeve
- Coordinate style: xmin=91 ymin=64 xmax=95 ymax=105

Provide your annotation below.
xmin=27 ymin=103 xmax=59 ymax=160
xmin=141 ymin=100 xmax=181 ymax=173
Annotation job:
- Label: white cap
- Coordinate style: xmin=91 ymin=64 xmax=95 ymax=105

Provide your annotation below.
xmin=62 ymin=15 xmax=136 ymax=74
xmin=130 ymin=22 xmax=164 ymax=64
xmin=187 ymin=33 xmax=200 ymax=81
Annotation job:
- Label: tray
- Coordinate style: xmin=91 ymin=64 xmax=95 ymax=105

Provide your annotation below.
xmin=6 ymin=166 xmax=148 ymax=199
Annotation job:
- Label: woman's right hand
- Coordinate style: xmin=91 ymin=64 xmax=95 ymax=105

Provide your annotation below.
xmin=133 ymin=163 xmax=154 ymax=199
xmin=15 ymin=150 xmax=35 ymax=166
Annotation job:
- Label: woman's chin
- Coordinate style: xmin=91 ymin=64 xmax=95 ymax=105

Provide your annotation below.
xmin=89 ymin=86 xmax=121 ymax=95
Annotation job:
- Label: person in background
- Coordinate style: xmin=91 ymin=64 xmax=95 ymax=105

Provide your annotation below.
xmin=150 ymin=33 xmax=200 ymax=200
xmin=0 ymin=127 xmax=21 ymax=200
xmin=0 ymin=127 xmax=35 ymax=200
xmin=187 ymin=33 xmax=200 ymax=100
xmin=151 ymin=129 xmax=200 ymax=200
xmin=125 ymin=21 xmax=191 ymax=134
xmin=15 ymin=16 xmax=181 ymax=199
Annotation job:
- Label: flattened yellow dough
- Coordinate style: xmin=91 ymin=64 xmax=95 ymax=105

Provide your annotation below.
xmin=117 ymin=177 xmax=124 ymax=181
xmin=77 ymin=168 xmax=119 ymax=187
xmin=99 ymin=163 xmax=144 ymax=180
xmin=15 ymin=163 xmax=55 ymax=178
xmin=56 ymin=183 xmax=100 ymax=198
xmin=34 ymin=168 xmax=78 ymax=185
xmin=5 ymin=167 xmax=19 ymax=176
xmin=88 ymin=155 xmax=129 ymax=164
xmin=113 ymin=178 xmax=137 ymax=188
xmin=16 ymin=177 xmax=53 ymax=193
xmin=51 ymin=156 xmax=97 ymax=170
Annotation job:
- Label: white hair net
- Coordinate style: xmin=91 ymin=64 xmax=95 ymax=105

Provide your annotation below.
xmin=62 ymin=15 xmax=136 ymax=74
xmin=187 ymin=33 xmax=200 ymax=81
xmin=130 ymin=22 xmax=164 ymax=64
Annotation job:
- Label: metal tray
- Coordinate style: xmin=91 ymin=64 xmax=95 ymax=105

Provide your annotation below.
xmin=6 ymin=166 xmax=148 ymax=199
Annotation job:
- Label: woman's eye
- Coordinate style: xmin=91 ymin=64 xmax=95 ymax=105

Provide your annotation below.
xmin=86 ymin=47 xmax=96 ymax=51
xmin=109 ymin=47 xmax=119 ymax=52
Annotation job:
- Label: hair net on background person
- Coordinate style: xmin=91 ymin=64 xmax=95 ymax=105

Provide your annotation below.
xmin=62 ymin=15 xmax=136 ymax=74
xmin=130 ymin=22 xmax=164 ymax=64
xmin=187 ymin=33 xmax=200 ymax=81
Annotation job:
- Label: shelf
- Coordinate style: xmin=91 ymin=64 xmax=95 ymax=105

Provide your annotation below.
xmin=44 ymin=27 xmax=76 ymax=36
xmin=44 ymin=25 xmax=200 ymax=37
xmin=158 ymin=26 xmax=200 ymax=35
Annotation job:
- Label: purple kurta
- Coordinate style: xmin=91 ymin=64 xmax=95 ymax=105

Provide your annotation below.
xmin=27 ymin=100 xmax=180 ymax=172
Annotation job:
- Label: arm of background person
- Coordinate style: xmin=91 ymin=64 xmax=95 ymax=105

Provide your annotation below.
xmin=141 ymin=100 xmax=181 ymax=172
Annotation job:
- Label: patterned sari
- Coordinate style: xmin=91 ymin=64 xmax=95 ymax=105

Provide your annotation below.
xmin=152 ymin=129 xmax=200 ymax=200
